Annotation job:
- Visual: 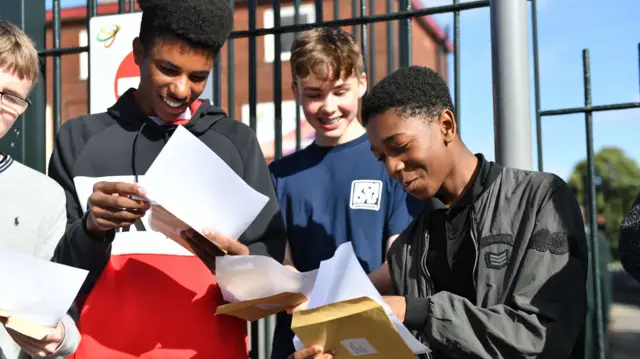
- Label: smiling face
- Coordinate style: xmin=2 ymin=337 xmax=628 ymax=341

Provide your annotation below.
xmin=367 ymin=109 xmax=457 ymax=200
xmin=133 ymin=34 xmax=213 ymax=122
xmin=293 ymin=72 xmax=366 ymax=145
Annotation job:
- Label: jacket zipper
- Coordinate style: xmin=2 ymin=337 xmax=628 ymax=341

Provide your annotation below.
xmin=419 ymin=230 xmax=434 ymax=359
xmin=470 ymin=211 xmax=479 ymax=289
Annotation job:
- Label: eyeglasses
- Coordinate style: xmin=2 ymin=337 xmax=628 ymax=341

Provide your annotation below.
xmin=0 ymin=91 xmax=31 ymax=116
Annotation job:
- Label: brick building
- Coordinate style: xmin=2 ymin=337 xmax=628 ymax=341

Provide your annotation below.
xmin=44 ymin=0 xmax=451 ymax=161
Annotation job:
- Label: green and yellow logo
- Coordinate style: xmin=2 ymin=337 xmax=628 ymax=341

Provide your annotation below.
xmin=96 ymin=24 xmax=121 ymax=48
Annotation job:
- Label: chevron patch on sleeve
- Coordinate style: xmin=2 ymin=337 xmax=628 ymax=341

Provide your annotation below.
xmin=485 ymin=249 xmax=510 ymax=270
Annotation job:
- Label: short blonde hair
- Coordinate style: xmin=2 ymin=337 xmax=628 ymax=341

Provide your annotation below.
xmin=0 ymin=20 xmax=40 ymax=83
xmin=290 ymin=27 xmax=364 ymax=84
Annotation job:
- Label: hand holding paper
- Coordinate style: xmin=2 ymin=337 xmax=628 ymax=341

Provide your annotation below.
xmin=287 ymin=345 xmax=335 ymax=359
xmin=180 ymin=228 xmax=249 ymax=273
xmin=1 ymin=318 xmax=65 ymax=357
xmin=291 ymin=242 xmax=430 ymax=358
xmin=138 ymin=125 xmax=269 ymax=258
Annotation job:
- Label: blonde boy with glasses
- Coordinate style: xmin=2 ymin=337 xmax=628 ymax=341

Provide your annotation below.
xmin=0 ymin=20 xmax=80 ymax=359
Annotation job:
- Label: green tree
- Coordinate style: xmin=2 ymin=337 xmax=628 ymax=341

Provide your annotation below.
xmin=568 ymin=147 xmax=640 ymax=259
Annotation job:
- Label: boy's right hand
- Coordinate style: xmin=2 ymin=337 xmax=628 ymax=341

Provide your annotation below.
xmin=287 ymin=345 xmax=334 ymax=359
xmin=86 ymin=181 xmax=150 ymax=236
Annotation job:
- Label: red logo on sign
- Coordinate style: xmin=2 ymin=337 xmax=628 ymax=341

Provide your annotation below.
xmin=113 ymin=51 xmax=140 ymax=99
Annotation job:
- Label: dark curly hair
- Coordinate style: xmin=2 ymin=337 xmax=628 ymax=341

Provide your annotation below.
xmin=138 ymin=0 xmax=233 ymax=55
xmin=361 ymin=66 xmax=454 ymax=125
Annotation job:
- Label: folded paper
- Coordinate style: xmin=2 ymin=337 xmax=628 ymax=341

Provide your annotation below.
xmin=215 ymin=254 xmax=318 ymax=320
xmin=139 ymin=125 xmax=270 ymax=254
xmin=0 ymin=249 xmax=88 ymax=339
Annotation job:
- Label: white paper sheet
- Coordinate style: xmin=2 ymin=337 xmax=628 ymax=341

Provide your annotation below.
xmin=139 ymin=125 xmax=270 ymax=241
xmin=0 ymin=249 xmax=88 ymax=326
xmin=293 ymin=242 xmax=430 ymax=355
xmin=216 ymin=255 xmax=318 ymax=302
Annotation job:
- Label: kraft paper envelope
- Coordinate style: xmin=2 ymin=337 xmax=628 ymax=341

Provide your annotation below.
xmin=291 ymin=296 xmax=417 ymax=359
xmin=0 ymin=311 xmax=54 ymax=340
xmin=216 ymin=292 xmax=308 ymax=322
xmin=148 ymin=202 xmax=227 ymax=254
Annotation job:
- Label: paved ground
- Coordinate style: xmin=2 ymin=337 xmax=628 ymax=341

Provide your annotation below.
xmin=609 ymin=304 xmax=640 ymax=359
xmin=608 ymin=265 xmax=640 ymax=359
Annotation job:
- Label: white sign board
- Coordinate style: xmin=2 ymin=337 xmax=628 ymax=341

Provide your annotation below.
xmin=241 ymin=100 xmax=316 ymax=158
xmin=89 ymin=12 xmax=213 ymax=115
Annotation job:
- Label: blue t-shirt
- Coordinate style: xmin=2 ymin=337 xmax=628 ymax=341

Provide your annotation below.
xmin=269 ymin=133 xmax=414 ymax=273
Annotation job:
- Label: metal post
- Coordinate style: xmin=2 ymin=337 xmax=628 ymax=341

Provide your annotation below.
xmin=360 ymin=0 xmax=368 ymax=76
xmin=213 ymin=56 xmax=221 ymax=107
xmin=583 ymin=49 xmax=606 ymax=359
xmin=129 ymin=0 xmax=135 ymax=12
xmin=489 ymin=0 xmax=532 ymax=170
xmin=385 ymin=0 xmax=395 ymax=74
xmin=53 ymin=0 xmax=62 ymax=134
xmin=453 ymin=0 xmax=461 ymax=132
xmin=87 ymin=0 xmax=97 ymax=114
xmin=274 ymin=0 xmax=283 ymax=160
xmin=227 ymin=0 xmax=235 ymax=120
xmin=352 ymin=0 xmax=358 ymax=40
xmin=294 ymin=0 xmax=302 ymax=151
xmin=532 ymin=0 xmax=543 ymax=171
xmin=368 ymin=0 xmax=376 ymax=85
xmin=398 ymin=0 xmax=412 ymax=68
xmin=248 ymin=0 xmax=257 ymax=132
xmin=118 ymin=0 xmax=126 ymax=13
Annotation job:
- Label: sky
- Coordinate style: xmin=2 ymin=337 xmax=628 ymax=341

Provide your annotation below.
xmin=424 ymin=0 xmax=640 ymax=180
xmin=45 ymin=0 xmax=640 ymax=180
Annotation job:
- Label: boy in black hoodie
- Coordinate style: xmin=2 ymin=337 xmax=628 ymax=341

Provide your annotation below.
xmin=47 ymin=0 xmax=286 ymax=358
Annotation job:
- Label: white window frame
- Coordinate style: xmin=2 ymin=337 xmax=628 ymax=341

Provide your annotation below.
xmin=79 ymin=29 xmax=89 ymax=81
xmin=263 ymin=4 xmax=316 ymax=63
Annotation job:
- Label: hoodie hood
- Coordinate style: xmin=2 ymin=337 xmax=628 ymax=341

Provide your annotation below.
xmin=105 ymin=88 xmax=230 ymax=182
xmin=106 ymin=88 xmax=228 ymax=136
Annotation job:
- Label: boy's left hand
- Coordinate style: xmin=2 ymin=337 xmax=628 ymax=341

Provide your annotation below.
xmin=383 ymin=296 xmax=407 ymax=322
xmin=1 ymin=318 xmax=65 ymax=358
xmin=180 ymin=228 xmax=249 ymax=274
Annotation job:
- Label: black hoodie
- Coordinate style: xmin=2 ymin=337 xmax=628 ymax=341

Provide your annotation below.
xmin=48 ymin=89 xmax=287 ymax=293
xmin=47 ymin=89 xmax=287 ymax=357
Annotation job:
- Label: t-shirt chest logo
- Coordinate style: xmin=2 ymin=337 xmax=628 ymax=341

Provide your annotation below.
xmin=349 ymin=180 xmax=383 ymax=211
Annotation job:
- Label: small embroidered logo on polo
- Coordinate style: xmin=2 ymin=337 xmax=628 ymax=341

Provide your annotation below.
xmin=349 ymin=180 xmax=383 ymax=211
xmin=14 ymin=216 xmax=19 ymax=227
xmin=485 ymin=249 xmax=509 ymax=270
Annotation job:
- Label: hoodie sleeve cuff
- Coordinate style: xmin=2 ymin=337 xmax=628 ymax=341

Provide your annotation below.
xmin=403 ymin=296 xmax=430 ymax=331
xmin=42 ymin=314 xmax=80 ymax=359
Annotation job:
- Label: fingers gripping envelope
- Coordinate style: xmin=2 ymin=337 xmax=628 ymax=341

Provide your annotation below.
xmin=136 ymin=125 xmax=269 ymax=254
xmin=215 ymin=242 xmax=430 ymax=357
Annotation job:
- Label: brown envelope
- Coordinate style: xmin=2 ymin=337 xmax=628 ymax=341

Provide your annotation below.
xmin=0 ymin=310 xmax=54 ymax=340
xmin=149 ymin=203 xmax=227 ymax=255
xmin=291 ymin=296 xmax=416 ymax=359
xmin=215 ymin=292 xmax=308 ymax=322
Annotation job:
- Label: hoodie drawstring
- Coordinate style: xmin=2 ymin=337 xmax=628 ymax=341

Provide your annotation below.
xmin=132 ymin=121 xmax=148 ymax=184
xmin=131 ymin=122 xmax=182 ymax=183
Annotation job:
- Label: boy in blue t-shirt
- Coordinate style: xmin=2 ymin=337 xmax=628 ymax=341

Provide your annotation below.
xmin=269 ymin=27 xmax=417 ymax=359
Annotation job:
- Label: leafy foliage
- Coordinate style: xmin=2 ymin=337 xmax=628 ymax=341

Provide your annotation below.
xmin=568 ymin=147 xmax=640 ymax=259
